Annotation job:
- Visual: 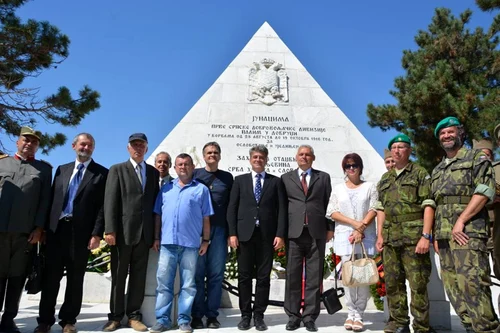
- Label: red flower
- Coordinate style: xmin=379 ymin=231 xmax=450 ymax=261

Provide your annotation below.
xmin=278 ymin=252 xmax=285 ymax=257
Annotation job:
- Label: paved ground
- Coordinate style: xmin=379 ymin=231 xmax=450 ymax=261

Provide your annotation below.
xmin=15 ymin=298 xmax=467 ymax=333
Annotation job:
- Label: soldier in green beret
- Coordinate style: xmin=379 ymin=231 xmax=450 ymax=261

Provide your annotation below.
xmin=0 ymin=127 xmax=52 ymax=333
xmin=431 ymin=117 xmax=499 ymax=333
xmin=375 ymin=133 xmax=435 ymax=333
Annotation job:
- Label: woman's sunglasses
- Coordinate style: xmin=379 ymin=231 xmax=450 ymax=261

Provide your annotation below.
xmin=344 ymin=164 xmax=360 ymax=170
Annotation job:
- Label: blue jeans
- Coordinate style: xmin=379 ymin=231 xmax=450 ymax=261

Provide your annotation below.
xmin=192 ymin=226 xmax=227 ymax=318
xmin=155 ymin=245 xmax=199 ymax=326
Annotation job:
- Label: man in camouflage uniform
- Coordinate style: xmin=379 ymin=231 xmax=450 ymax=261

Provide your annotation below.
xmin=375 ymin=133 xmax=435 ymax=333
xmin=0 ymin=127 xmax=52 ymax=333
xmin=472 ymin=138 xmax=496 ymax=254
xmin=492 ymin=124 xmax=500 ymax=310
xmin=431 ymin=117 xmax=499 ymax=333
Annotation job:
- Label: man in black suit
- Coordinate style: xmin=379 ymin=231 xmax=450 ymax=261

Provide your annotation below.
xmin=227 ymin=145 xmax=287 ymax=331
xmin=34 ymin=133 xmax=108 ymax=333
xmin=281 ymin=145 xmax=332 ymax=332
xmin=103 ymin=133 xmax=159 ymax=332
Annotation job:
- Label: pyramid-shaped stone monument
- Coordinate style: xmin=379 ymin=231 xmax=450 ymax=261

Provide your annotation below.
xmin=148 ymin=21 xmax=386 ymax=184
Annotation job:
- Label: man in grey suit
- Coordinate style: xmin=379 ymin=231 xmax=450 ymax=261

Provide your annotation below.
xmin=281 ymin=145 xmax=332 ymax=332
xmin=103 ymin=133 xmax=159 ymax=332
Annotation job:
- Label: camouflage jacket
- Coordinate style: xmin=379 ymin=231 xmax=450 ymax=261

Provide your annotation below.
xmin=431 ymin=147 xmax=494 ymax=240
xmin=0 ymin=155 xmax=52 ymax=233
xmin=377 ymin=162 xmax=433 ymax=246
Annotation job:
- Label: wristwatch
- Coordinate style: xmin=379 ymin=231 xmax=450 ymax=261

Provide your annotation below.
xmin=421 ymin=233 xmax=432 ymax=240
xmin=202 ymin=239 xmax=211 ymax=245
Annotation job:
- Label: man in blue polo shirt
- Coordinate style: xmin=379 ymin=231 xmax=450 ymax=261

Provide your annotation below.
xmin=151 ymin=153 xmax=213 ymax=333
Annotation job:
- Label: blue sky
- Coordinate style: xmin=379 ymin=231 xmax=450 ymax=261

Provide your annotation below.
xmin=8 ymin=0 xmax=494 ymax=169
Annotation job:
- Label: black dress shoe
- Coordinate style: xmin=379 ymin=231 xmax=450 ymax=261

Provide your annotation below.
xmin=190 ymin=317 xmax=204 ymax=329
xmin=285 ymin=320 xmax=301 ymax=331
xmin=237 ymin=317 xmax=251 ymax=330
xmin=394 ymin=326 xmax=410 ymax=333
xmin=254 ymin=317 xmax=267 ymax=331
xmin=207 ymin=317 xmax=221 ymax=329
xmin=304 ymin=321 xmax=318 ymax=332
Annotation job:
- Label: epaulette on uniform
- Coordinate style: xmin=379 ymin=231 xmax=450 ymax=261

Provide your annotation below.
xmin=40 ymin=159 xmax=52 ymax=168
xmin=0 ymin=154 xmax=8 ymax=159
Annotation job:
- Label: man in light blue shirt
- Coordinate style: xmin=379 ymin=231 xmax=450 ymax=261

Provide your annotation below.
xmin=151 ymin=153 xmax=213 ymax=333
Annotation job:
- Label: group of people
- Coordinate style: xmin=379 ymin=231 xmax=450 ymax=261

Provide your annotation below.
xmin=0 ymin=115 xmax=499 ymax=333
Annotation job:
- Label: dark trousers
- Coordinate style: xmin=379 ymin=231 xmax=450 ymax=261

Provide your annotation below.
xmin=237 ymin=227 xmax=273 ymax=318
xmin=108 ymin=236 xmax=149 ymax=322
xmin=284 ymin=228 xmax=325 ymax=323
xmin=38 ymin=221 xmax=90 ymax=327
xmin=0 ymin=233 xmax=32 ymax=322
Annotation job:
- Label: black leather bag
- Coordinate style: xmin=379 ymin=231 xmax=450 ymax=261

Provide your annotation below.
xmin=25 ymin=243 xmax=45 ymax=295
xmin=321 ymin=255 xmax=345 ymax=315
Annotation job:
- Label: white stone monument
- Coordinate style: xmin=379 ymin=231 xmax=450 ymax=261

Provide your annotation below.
xmin=142 ymin=21 xmax=451 ymax=329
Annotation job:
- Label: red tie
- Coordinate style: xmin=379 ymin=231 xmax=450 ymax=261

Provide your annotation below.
xmin=301 ymin=172 xmax=308 ymax=224
xmin=301 ymin=172 xmax=308 ymax=195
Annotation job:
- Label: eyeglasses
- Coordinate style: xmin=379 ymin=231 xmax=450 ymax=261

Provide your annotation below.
xmin=344 ymin=164 xmax=359 ymax=170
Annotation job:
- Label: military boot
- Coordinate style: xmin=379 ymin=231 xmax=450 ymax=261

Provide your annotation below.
xmin=383 ymin=320 xmax=398 ymax=333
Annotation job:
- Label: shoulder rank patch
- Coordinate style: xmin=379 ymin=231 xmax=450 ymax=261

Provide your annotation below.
xmin=40 ymin=159 xmax=52 ymax=168
xmin=478 ymin=155 xmax=488 ymax=162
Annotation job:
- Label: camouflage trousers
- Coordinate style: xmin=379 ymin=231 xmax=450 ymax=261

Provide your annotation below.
xmin=437 ymin=238 xmax=499 ymax=333
xmin=383 ymin=245 xmax=431 ymax=332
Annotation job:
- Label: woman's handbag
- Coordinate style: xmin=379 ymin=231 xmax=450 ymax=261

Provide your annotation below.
xmin=342 ymin=242 xmax=379 ymax=287
xmin=321 ymin=254 xmax=345 ymax=315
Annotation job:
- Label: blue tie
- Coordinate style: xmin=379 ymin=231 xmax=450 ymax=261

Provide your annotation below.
xmin=63 ymin=163 xmax=84 ymax=216
xmin=255 ymin=173 xmax=262 ymax=202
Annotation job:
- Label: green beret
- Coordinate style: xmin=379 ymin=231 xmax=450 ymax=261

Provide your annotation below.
xmin=388 ymin=133 xmax=411 ymax=149
xmin=434 ymin=116 xmax=461 ymax=138
xmin=494 ymin=123 xmax=500 ymax=141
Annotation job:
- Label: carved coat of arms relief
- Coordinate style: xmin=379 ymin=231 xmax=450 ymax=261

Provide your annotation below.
xmin=248 ymin=58 xmax=289 ymax=106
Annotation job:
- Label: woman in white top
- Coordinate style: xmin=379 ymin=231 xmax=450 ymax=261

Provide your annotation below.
xmin=326 ymin=153 xmax=378 ymax=332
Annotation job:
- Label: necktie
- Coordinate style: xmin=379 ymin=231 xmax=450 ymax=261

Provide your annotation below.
xmin=63 ymin=163 xmax=84 ymax=216
xmin=301 ymin=172 xmax=308 ymax=224
xmin=255 ymin=173 xmax=262 ymax=202
xmin=136 ymin=164 xmax=143 ymax=188
xmin=160 ymin=179 xmax=166 ymax=187
xmin=301 ymin=172 xmax=308 ymax=195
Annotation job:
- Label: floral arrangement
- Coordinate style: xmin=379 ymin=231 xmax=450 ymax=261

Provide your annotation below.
xmin=86 ymin=240 xmax=111 ymax=273
xmin=323 ymin=247 xmax=342 ymax=278
xmin=369 ymin=254 xmax=386 ymax=311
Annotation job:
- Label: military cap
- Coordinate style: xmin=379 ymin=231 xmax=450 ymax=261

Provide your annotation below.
xmin=20 ymin=126 xmax=41 ymax=141
xmin=472 ymin=138 xmax=493 ymax=151
xmin=128 ymin=133 xmax=148 ymax=143
xmin=494 ymin=123 xmax=500 ymax=141
xmin=383 ymin=148 xmax=392 ymax=159
xmin=388 ymin=133 xmax=411 ymax=149
xmin=434 ymin=116 xmax=461 ymax=138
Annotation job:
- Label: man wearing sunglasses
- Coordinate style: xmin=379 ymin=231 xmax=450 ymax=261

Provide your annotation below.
xmin=375 ymin=133 xmax=435 ymax=333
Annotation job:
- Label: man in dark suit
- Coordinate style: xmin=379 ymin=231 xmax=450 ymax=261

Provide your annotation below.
xmin=281 ymin=145 xmax=332 ymax=332
xmin=227 ymin=145 xmax=287 ymax=331
xmin=103 ymin=133 xmax=159 ymax=332
xmin=34 ymin=133 xmax=108 ymax=333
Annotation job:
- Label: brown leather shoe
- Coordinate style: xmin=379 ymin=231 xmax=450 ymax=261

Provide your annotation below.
xmin=128 ymin=320 xmax=148 ymax=332
xmin=63 ymin=324 xmax=76 ymax=333
xmin=102 ymin=320 xmax=120 ymax=332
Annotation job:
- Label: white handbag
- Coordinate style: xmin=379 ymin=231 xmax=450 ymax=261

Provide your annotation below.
xmin=342 ymin=242 xmax=379 ymax=287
